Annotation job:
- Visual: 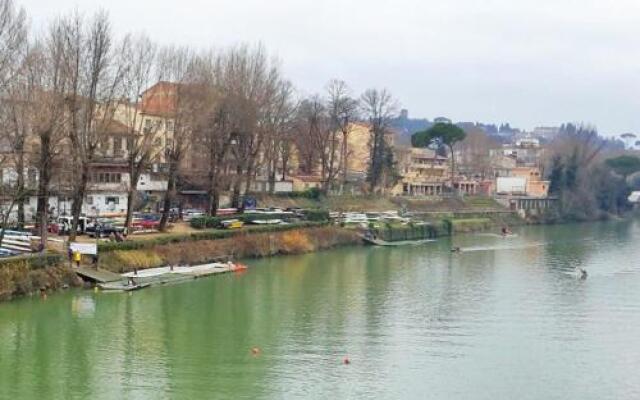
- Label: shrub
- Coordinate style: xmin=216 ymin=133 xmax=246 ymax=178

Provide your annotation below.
xmin=276 ymin=187 xmax=322 ymax=199
xmin=302 ymin=209 xmax=330 ymax=222
xmin=0 ymin=253 xmax=63 ymax=270
xmin=280 ymin=230 xmax=314 ymax=253
xmin=99 ymin=221 xmax=327 ymax=253
xmin=190 ymin=216 xmax=223 ymax=229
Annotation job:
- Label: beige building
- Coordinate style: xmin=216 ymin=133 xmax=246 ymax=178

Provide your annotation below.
xmin=393 ymin=147 xmax=450 ymax=196
xmin=291 ymin=175 xmax=323 ymax=192
xmin=511 ymin=166 xmax=550 ymax=198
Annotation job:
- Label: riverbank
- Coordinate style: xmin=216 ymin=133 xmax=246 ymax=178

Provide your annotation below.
xmin=3 ymin=220 xmax=639 ymax=398
xmin=97 ymin=225 xmax=361 ymax=273
xmin=0 ymin=255 xmax=82 ymax=301
xmin=0 ymin=210 xmax=522 ymax=301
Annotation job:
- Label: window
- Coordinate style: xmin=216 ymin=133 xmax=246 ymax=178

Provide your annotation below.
xmin=92 ymin=172 xmax=122 ymax=184
xmin=166 ymin=120 xmax=174 ymax=132
xmin=27 ymin=168 xmax=37 ymax=186
xmin=87 ymin=196 xmax=93 ymax=205
xmin=105 ymin=196 xmax=119 ymax=205
xmin=144 ymin=119 xmax=152 ymax=128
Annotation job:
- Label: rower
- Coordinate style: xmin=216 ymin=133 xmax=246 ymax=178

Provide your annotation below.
xmin=577 ymin=267 xmax=588 ymax=280
xmin=451 ymin=247 xmax=461 ymax=253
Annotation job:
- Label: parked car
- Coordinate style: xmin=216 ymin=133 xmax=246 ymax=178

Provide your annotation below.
xmin=131 ymin=218 xmax=160 ymax=230
xmin=220 ymin=219 xmax=244 ymax=229
xmin=131 ymin=213 xmax=161 ymax=230
xmin=86 ymin=223 xmax=126 ymax=238
xmin=183 ymin=209 xmax=205 ymax=222
xmin=50 ymin=216 xmax=89 ymax=235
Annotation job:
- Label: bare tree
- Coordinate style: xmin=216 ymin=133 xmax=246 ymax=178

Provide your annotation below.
xmin=360 ymin=88 xmax=397 ymax=192
xmin=0 ymin=0 xmax=26 ymax=90
xmin=0 ymin=0 xmax=27 ymax=236
xmin=457 ymin=126 xmax=498 ymax=179
xmin=326 ymin=79 xmax=358 ymax=192
xmin=262 ymin=80 xmax=295 ymax=194
xmin=295 ymin=95 xmax=331 ymax=184
xmin=27 ymin=32 xmax=70 ymax=249
xmin=155 ymin=46 xmax=199 ymax=231
xmin=60 ymin=11 xmax=125 ymax=241
xmin=118 ymin=34 xmax=158 ymax=230
xmin=215 ymin=45 xmax=284 ymax=208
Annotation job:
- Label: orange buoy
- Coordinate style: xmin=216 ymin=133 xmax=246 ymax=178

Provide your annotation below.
xmin=251 ymin=347 xmax=261 ymax=356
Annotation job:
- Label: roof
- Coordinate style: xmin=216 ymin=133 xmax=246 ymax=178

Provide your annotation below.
xmin=140 ymin=81 xmax=179 ymax=116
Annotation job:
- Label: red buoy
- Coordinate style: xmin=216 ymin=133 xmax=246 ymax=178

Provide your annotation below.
xmin=343 ymin=356 xmax=350 ymax=365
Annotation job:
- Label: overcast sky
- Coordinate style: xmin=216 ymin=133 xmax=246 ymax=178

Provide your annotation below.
xmin=19 ymin=0 xmax=640 ymax=136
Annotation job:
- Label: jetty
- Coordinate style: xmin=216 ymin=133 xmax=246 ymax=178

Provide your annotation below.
xmin=76 ymin=267 xmax=122 ymax=283
xmin=76 ymin=262 xmax=248 ymax=292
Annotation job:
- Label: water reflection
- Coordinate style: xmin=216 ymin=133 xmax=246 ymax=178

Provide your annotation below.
xmin=1 ymin=220 xmax=640 ymax=399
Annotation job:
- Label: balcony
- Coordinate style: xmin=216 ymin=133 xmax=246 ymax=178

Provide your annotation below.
xmin=87 ymin=182 xmax=128 ymax=192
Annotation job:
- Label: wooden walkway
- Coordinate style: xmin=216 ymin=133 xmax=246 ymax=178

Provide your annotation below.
xmin=76 ymin=267 xmax=122 ymax=283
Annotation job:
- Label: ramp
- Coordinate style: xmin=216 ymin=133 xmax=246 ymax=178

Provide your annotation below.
xmin=76 ymin=267 xmax=122 ymax=283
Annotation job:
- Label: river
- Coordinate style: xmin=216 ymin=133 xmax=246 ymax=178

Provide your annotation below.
xmin=1 ymin=220 xmax=640 ymax=399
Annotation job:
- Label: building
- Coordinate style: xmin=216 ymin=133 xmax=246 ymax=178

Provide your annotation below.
xmin=491 ymin=140 xmax=544 ymax=167
xmin=291 ymin=175 xmax=323 ymax=192
xmin=532 ymin=126 xmax=560 ymax=141
xmin=249 ymin=178 xmax=293 ymax=193
xmin=495 ymin=166 xmax=549 ymax=197
xmin=433 ymin=117 xmax=452 ymax=124
xmin=338 ymin=122 xmax=395 ymax=181
xmin=620 ymin=133 xmax=638 ymax=150
xmin=393 ymin=147 xmax=449 ymax=196
xmin=495 ymin=166 xmax=554 ymax=216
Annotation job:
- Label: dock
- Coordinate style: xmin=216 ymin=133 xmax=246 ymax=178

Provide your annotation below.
xmin=83 ymin=263 xmax=246 ymax=292
xmin=76 ymin=267 xmax=122 ymax=283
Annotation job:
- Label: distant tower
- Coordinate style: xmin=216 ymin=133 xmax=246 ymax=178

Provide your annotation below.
xmin=400 ymin=109 xmax=409 ymax=120
xmin=621 ymin=133 xmax=637 ymax=149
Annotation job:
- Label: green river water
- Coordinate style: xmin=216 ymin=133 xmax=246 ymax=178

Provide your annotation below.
xmin=1 ymin=220 xmax=640 ymax=399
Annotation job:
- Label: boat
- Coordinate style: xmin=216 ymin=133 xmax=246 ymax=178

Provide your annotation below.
xmin=250 ymin=219 xmax=283 ymax=225
xmin=230 ymin=262 xmax=248 ymax=272
xmin=362 ymin=235 xmax=435 ymax=246
xmin=98 ymin=281 xmax=151 ymax=292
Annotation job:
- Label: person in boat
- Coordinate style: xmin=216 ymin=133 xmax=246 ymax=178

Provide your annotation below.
xmin=451 ymin=247 xmax=461 ymax=253
xmin=501 ymin=226 xmax=512 ymax=236
xmin=577 ymin=267 xmax=588 ymax=280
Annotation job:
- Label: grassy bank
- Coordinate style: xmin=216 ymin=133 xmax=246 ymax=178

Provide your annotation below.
xmin=253 ymin=193 xmax=508 ymax=213
xmin=98 ymin=226 xmax=361 ymax=273
xmin=0 ymin=255 xmax=83 ymax=301
xmin=97 ymin=221 xmax=327 ymax=253
xmin=448 ymin=218 xmax=494 ymax=233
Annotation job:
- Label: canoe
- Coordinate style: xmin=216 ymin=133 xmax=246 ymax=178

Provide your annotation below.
xmin=98 ymin=282 xmax=151 ymax=292
xmin=362 ymin=236 xmax=435 ymax=246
